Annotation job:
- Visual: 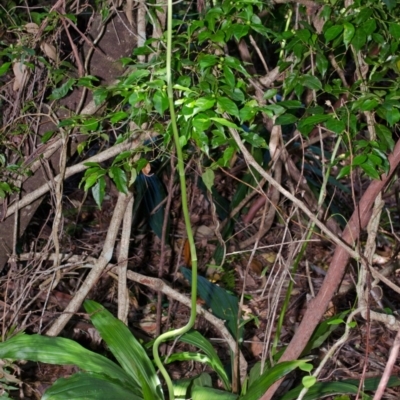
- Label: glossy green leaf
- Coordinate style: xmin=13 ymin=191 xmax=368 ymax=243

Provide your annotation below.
xmin=0 ymin=62 xmax=11 ymax=76
xmin=0 ymin=334 xmax=135 ymax=392
xmin=217 ymin=97 xmax=239 ymax=117
xmin=210 ymin=117 xmax=238 ymax=128
xmin=325 ymin=117 xmax=345 ymax=134
xmin=124 ymin=69 xmax=150 ymax=85
xmin=84 ymin=300 xmax=164 ymax=399
xmin=281 ymin=381 xmax=363 ymax=400
xmin=153 ymin=90 xmax=169 ymax=115
xmin=343 ymin=22 xmax=355 ymax=48
xmin=42 ymin=372 xmax=141 ymax=400
xmin=316 ymin=53 xmax=328 ymax=77
xmin=351 ymin=28 xmax=367 ymax=52
xmin=275 ymin=113 xmax=298 ymax=125
xmin=179 ymin=330 xmax=231 ymax=390
xmin=109 ymin=166 xmax=128 ymax=194
xmin=324 ymin=25 xmax=343 ymax=42
xmin=240 ymin=106 xmax=258 ymax=123
xmin=389 ymin=22 xmax=400 ymax=39
xmin=49 ymin=78 xmax=75 ymax=100
xmin=302 ymin=376 xmax=317 ymax=389
xmin=241 ymin=360 xmax=310 ymax=400
xmin=375 ymin=123 xmax=394 ymax=151
xmin=300 ymin=75 xmax=322 ymax=91
xmin=181 ymin=267 xmax=242 ymax=340
xmin=242 ymin=132 xmax=267 ymax=148
xmin=93 ymin=88 xmax=108 ymax=106
xmin=202 ymin=169 xmax=215 ymax=192
xmin=199 ymin=54 xmax=218 ymax=69
xmin=92 ymin=176 xmax=106 ymax=208
xmin=223 ymin=65 xmax=235 ymax=88
xmin=360 ymin=159 xmax=380 ymax=180
xmin=110 ymin=111 xmax=129 ymax=124
xmin=191 ymin=386 xmax=238 ymax=399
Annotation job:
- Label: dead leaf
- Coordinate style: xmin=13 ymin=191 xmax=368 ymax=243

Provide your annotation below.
xmin=125 ymin=0 xmax=134 ymax=27
xmin=25 ymin=22 xmax=39 ymax=34
xmin=41 ymin=42 xmax=58 ymax=62
xmin=12 ymin=62 xmax=29 ymax=91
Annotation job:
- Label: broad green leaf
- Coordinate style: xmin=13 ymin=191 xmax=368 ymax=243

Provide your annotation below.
xmin=202 ymin=169 xmax=215 ymax=192
xmin=84 ymin=170 xmax=103 ymax=191
xmin=389 ymin=22 xmax=400 ymax=39
xmin=362 ymin=19 xmax=376 ymax=36
xmin=217 ymin=97 xmax=239 ymax=118
xmin=49 ymin=78 xmax=75 ymax=100
xmin=316 ymin=54 xmax=328 ymax=77
xmin=343 ymin=22 xmax=355 ymax=48
xmin=93 ymin=88 xmax=108 ymax=106
xmin=302 ymin=311 xmax=349 ymax=355
xmin=210 ymin=117 xmax=238 ymax=128
xmin=199 ymin=54 xmax=218 ymax=69
xmin=153 ymin=90 xmax=169 ymax=115
xmin=82 ymin=117 xmax=99 ymax=132
xmin=0 ymin=62 xmax=11 ymax=76
xmin=179 ymin=330 xmax=231 ymax=390
xmin=230 ymin=23 xmax=249 ymax=41
xmin=0 ymin=334 xmax=135 ymax=392
xmin=384 ymin=0 xmax=397 ymax=10
xmin=275 ymin=113 xmax=298 ymax=125
xmin=241 ymin=360 xmax=310 ymax=400
xmin=241 ymin=132 xmax=267 ymax=148
xmin=41 ymin=130 xmax=55 ymax=143
xmin=360 ymin=159 xmax=380 ymax=180
xmin=180 ymin=267 xmax=242 ymax=340
xmin=375 ymin=123 xmax=394 ymax=151
xmin=84 ymin=300 xmax=164 ymax=399
xmin=124 ymin=69 xmax=150 ymax=85
xmin=42 ymin=372 xmax=141 ymax=400
xmin=324 ymin=25 xmax=343 ymax=42
xmin=337 ymin=165 xmax=351 ymax=180
xmin=352 ymin=154 xmax=367 ymax=166
xmin=300 ymin=75 xmax=322 ymax=91
xmin=298 ymin=114 xmax=330 ymax=135
xmin=302 ymin=376 xmax=317 ymax=389
xmin=109 ymin=166 xmax=128 ymax=194
xmin=92 ymin=176 xmax=106 ymax=208
xmin=281 ymin=381 xmax=363 ymax=400
xmin=263 ymin=89 xmax=277 ymax=100
xmin=223 ymin=65 xmax=235 ymax=88
xmin=193 ymin=97 xmax=216 ymax=113
xmin=325 ymin=117 xmax=345 ymax=134
xmin=110 ymin=111 xmax=128 ymax=124
xmin=240 ymin=106 xmax=258 ymax=122
xmin=351 ymin=28 xmax=367 ymax=52
xmin=191 ymin=386 xmax=238 ymax=399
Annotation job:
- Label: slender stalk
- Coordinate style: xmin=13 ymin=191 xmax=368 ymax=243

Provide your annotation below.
xmin=152 ymin=0 xmax=198 ymax=398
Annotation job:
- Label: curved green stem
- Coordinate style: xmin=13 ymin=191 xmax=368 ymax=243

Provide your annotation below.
xmin=152 ymin=1 xmax=198 ymax=399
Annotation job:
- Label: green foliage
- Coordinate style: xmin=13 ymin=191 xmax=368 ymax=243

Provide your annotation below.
xmin=0 ymin=301 xmax=311 ymax=399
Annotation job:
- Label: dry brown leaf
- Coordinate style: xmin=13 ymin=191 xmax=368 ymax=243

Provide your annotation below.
xmin=25 ymin=22 xmax=39 ymax=34
xmin=41 ymin=42 xmax=58 ymax=62
xmin=125 ymin=0 xmax=134 ymax=27
xmin=12 ymin=61 xmax=28 ymax=91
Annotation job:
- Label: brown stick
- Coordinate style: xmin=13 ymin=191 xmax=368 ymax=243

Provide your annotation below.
xmin=260 ymin=138 xmax=400 ymax=400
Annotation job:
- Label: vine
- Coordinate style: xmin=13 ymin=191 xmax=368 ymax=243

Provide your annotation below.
xmin=151 ymin=0 xmax=199 ymax=398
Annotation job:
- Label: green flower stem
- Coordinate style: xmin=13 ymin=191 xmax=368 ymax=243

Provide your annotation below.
xmin=152 ymin=0 xmax=198 ymax=398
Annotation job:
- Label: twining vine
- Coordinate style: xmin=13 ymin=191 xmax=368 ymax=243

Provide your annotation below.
xmin=151 ymin=0 xmax=199 ymax=398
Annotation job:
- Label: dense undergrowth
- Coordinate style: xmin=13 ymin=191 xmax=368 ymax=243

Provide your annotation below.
xmin=1 ymin=0 xmax=400 ymax=398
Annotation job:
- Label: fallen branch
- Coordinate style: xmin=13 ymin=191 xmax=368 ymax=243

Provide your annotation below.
xmin=261 ymin=137 xmax=400 ymax=400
